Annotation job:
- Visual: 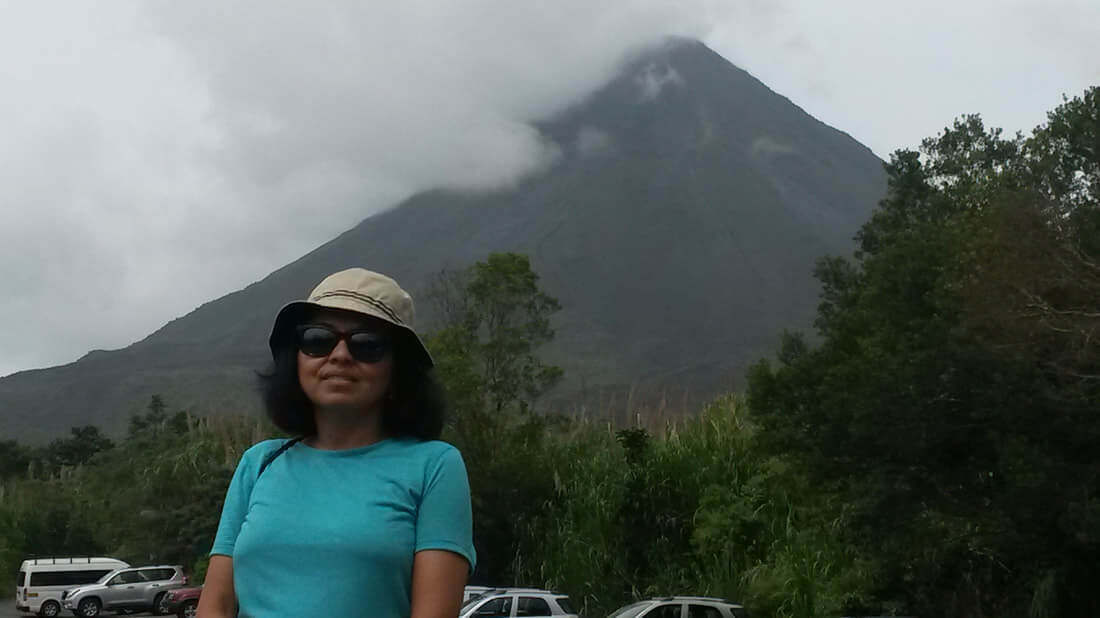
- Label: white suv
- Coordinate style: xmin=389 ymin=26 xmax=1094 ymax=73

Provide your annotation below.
xmin=61 ymin=565 xmax=187 ymax=617
xmin=459 ymin=588 xmax=580 ymax=618
xmin=607 ymin=596 xmax=748 ymax=618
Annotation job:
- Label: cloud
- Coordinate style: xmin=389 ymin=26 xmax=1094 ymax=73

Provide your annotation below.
xmin=575 ymin=127 xmax=614 ymax=158
xmin=705 ymin=0 xmax=1100 ymax=158
xmin=635 ymin=63 xmax=685 ymax=102
xmin=749 ymin=136 xmax=796 ymax=159
xmin=0 ymin=1 xmax=730 ymax=376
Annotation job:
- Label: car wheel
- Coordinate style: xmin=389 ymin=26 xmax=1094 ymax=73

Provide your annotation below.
xmin=77 ymin=597 xmax=102 ymax=617
xmin=37 ymin=600 xmax=61 ymax=617
xmin=153 ymin=592 xmax=171 ymax=616
xmin=177 ymin=599 xmax=198 ymax=618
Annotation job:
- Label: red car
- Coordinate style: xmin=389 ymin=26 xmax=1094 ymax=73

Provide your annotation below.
xmin=161 ymin=586 xmax=202 ymax=618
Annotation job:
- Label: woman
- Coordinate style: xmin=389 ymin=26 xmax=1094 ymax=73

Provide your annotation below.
xmin=198 ymin=268 xmax=475 ymax=618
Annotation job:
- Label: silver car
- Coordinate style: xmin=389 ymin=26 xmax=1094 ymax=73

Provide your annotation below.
xmin=460 ymin=588 xmax=580 ymax=618
xmin=607 ymin=596 xmax=748 ymax=618
xmin=61 ymin=565 xmax=187 ymax=617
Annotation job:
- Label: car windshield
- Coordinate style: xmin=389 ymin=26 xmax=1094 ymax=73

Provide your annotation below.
xmin=608 ymin=601 xmax=651 ymax=618
xmin=461 ymin=593 xmax=493 ymax=610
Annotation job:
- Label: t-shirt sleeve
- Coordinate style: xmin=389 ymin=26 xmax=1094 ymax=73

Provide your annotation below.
xmin=209 ymin=444 xmax=264 ymax=557
xmin=415 ymin=445 xmax=477 ymax=572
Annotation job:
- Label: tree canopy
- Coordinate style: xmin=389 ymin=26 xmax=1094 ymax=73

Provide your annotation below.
xmin=748 ymin=87 xmax=1099 ymax=616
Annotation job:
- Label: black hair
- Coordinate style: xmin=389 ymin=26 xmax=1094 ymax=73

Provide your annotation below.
xmin=257 ymin=327 xmax=446 ymax=441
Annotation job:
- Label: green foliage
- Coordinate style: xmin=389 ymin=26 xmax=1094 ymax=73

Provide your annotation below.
xmin=0 ymin=398 xmax=277 ymax=594
xmin=0 ymin=440 xmax=31 ymax=480
xmin=511 ymin=396 xmax=881 ymax=618
xmin=426 ymin=252 xmax=566 ymax=584
xmin=428 ymin=252 xmax=563 ymax=424
xmin=39 ymin=426 xmax=115 ymax=475
xmin=748 ymin=87 xmax=1100 ymax=616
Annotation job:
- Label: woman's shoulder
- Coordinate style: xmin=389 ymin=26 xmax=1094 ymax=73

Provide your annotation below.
xmin=240 ymin=438 xmax=297 ymax=462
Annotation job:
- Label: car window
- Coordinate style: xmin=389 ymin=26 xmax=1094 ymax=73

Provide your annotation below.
xmin=111 ymin=570 xmax=143 ymax=585
xmin=555 ymin=596 xmax=576 ymax=614
xmin=643 ymin=604 xmax=682 ymax=618
xmin=517 ymin=596 xmax=552 ymax=616
xmin=688 ymin=604 xmax=723 ymax=618
xmin=17 ymin=571 xmax=25 ymax=587
xmin=462 ymin=594 xmax=489 ymax=610
xmin=474 ymin=596 xmax=512 ymax=617
xmin=139 ymin=568 xmax=172 ymax=581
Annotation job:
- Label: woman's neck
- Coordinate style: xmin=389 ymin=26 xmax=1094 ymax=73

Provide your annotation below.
xmin=309 ymin=406 xmax=384 ymax=450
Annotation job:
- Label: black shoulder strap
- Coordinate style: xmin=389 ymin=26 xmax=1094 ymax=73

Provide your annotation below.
xmin=257 ymin=436 xmax=304 ymax=480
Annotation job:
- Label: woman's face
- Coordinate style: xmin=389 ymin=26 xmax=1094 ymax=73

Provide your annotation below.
xmin=296 ymin=310 xmax=394 ymax=414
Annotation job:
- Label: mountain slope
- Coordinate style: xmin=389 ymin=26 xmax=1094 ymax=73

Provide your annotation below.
xmin=1 ymin=39 xmax=886 ymax=443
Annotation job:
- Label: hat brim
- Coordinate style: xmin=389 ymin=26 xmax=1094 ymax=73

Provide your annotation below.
xmin=269 ymin=299 xmax=434 ymax=369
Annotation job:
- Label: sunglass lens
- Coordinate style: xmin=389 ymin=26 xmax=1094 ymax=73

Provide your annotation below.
xmin=347 ymin=332 xmax=389 ymax=363
xmin=298 ymin=326 xmax=339 ymax=357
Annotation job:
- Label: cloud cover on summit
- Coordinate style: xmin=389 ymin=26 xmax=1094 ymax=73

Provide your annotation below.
xmin=0 ymin=1 xmax=724 ymax=376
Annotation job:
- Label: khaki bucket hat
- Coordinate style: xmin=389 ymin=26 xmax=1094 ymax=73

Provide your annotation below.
xmin=268 ymin=268 xmax=433 ymax=368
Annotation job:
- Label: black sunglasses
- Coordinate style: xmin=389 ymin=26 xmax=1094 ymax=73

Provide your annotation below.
xmin=294 ymin=324 xmax=391 ymax=363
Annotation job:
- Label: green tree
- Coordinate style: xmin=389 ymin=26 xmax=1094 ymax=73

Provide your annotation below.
xmin=0 ymin=440 xmax=31 ymax=480
xmin=428 ymin=252 xmax=563 ymax=446
xmin=41 ymin=426 xmax=115 ymax=472
xmin=129 ymin=394 xmax=169 ymax=436
xmin=466 ymin=252 xmax=563 ymax=415
xmin=748 ymin=88 xmax=1099 ymax=616
xmin=425 ymin=252 xmax=564 ymax=585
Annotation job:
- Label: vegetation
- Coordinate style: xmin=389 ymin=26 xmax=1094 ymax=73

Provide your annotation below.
xmin=748 ymin=87 xmax=1099 ymax=616
xmin=2 ymin=89 xmax=1098 ymax=617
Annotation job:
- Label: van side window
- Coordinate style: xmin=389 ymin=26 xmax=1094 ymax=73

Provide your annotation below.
xmin=29 ymin=571 xmax=94 ymax=587
xmin=17 ymin=571 xmax=25 ymax=586
xmin=84 ymin=569 xmax=112 ymax=583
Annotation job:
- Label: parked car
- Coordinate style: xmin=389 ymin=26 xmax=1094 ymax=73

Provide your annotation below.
xmin=606 ymin=597 xmax=747 ymax=618
xmin=460 ymin=587 xmax=580 ymax=618
xmin=161 ymin=586 xmax=202 ymax=618
xmin=60 ymin=564 xmax=188 ymax=617
xmin=14 ymin=556 xmax=129 ymax=618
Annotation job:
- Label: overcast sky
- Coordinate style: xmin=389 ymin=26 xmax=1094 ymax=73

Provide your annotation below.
xmin=1 ymin=1 xmax=1098 ymax=377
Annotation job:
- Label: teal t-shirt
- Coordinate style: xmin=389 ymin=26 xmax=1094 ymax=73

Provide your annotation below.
xmin=211 ymin=437 xmax=476 ymax=618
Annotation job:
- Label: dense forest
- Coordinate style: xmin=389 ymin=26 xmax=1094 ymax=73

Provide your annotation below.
xmin=2 ymin=87 xmax=1096 ymax=617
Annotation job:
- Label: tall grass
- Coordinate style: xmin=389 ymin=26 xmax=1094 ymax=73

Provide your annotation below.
xmin=3 ymin=399 xmax=879 ymax=616
xmin=512 ymin=395 xmax=877 ymax=618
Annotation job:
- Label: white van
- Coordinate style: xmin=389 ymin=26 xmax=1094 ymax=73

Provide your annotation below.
xmin=15 ymin=557 xmax=129 ymax=618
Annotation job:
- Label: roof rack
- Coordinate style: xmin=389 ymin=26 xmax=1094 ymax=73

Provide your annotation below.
xmin=658 ymin=596 xmax=735 ymax=603
xmin=26 ymin=556 xmax=110 ymax=565
xmin=481 ymin=587 xmax=556 ymax=595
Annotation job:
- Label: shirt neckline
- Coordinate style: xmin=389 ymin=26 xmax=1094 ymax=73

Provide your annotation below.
xmin=296 ymin=436 xmax=400 ymax=456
